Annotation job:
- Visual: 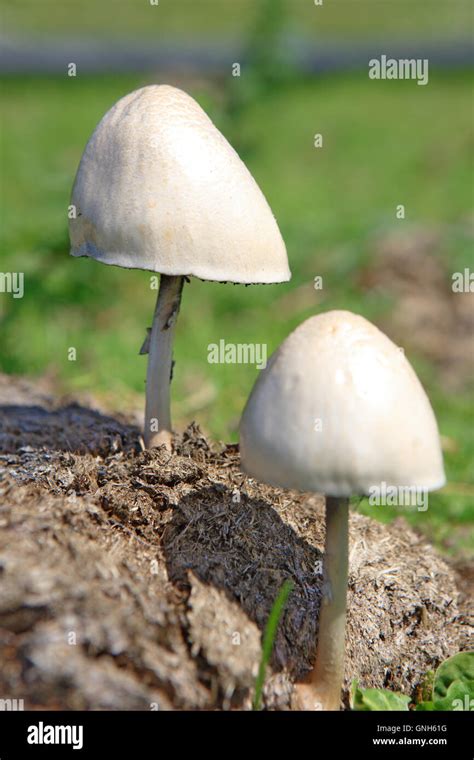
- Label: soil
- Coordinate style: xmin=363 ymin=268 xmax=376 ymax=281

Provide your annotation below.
xmin=0 ymin=373 xmax=472 ymax=710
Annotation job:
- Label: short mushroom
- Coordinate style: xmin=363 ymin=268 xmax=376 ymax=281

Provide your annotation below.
xmin=69 ymin=85 xmax=290 ymax=449
xmin=239 ymin=310 xmax=445 ymax=710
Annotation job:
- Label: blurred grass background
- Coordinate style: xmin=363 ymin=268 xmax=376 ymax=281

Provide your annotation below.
xmin=0 ymin=0 xmax=473 ymax=556
xmin=2 ymin=0 xmax=471 ymax=40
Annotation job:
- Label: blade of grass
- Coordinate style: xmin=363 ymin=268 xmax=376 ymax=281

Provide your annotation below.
xmin=252 ymin=579 xmax=293 ymax=711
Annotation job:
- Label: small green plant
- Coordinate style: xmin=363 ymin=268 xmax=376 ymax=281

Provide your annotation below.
xmin=417 ymin=668 xmax=435 ymax=703
xmin=351 ymin=682 xmax=411 ymax=711
xmin=351 ymin=652 xmax=474 ymax=712
xmin=252 ymin=579 xmax=293 ymax=711
xmin=416 ymin=651 xmax=474 ymax=711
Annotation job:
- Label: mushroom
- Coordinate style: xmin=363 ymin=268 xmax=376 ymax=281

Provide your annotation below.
xmin=69 ymin=85 xmax=290 ymax=449
xmin=239 ymin=310 xmax=445 ymax=710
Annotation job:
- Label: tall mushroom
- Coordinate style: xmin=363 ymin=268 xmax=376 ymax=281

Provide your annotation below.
xmin=239 ymin=310 xmax=445 ymax=710
xmin=69 ymin=85 xmax=290 ymax=449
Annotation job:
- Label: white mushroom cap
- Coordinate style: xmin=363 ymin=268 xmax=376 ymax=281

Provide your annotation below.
xmin=69 ymin=85 xmax=290 ymax=284
xmin=240 ymin=311 xmax=445 ymax=496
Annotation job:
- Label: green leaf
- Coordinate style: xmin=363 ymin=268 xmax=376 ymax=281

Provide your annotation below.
xmin=350 ymin=681 xmax=369 ymax=711
xmin=432 ymin=679 xmax=474 ymax=711
xmin=352 ymin=687 xmax=410 ymax=711
xmin=252 ymin=580 xmax=293 ymax=711
xmin=433 ymin=652 xmax=474 ymax=702
xmin=349 ymin=679 xmax=361 ymax=709
xmin=415 ymin=701 xmax=436 ymax=711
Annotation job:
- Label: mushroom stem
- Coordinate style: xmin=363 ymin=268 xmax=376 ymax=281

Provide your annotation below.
xmin=292 ymin=496 xmax=349 ymax=711
xmin=144 ymin=274 xmax=184 ymax=450
xmin=311 ymin=496 xmax=349 ymax=708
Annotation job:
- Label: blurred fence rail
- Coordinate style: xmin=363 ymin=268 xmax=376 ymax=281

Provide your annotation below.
xmin=1 ymin=36 xmax=473 ymax=74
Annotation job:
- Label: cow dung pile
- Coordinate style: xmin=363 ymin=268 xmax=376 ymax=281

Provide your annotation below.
xmin=0 ymin=374 xmax=471 ymax=710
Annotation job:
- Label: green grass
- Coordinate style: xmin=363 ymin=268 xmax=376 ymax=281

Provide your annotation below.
xmin=2 ymin=0 xmax=471 ymax=41
xmin=253 ymin=580 xmax=293 ymax=710
xmin=0 ymin=70 xmax=473 ymax=556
